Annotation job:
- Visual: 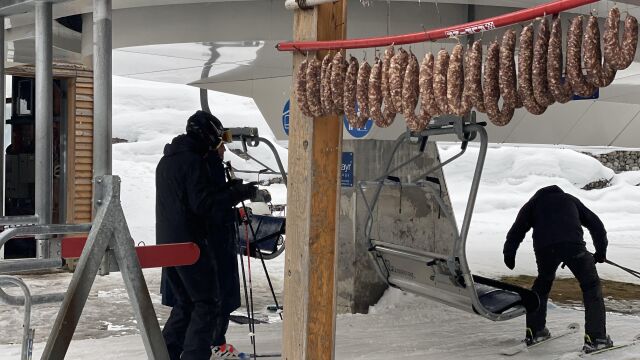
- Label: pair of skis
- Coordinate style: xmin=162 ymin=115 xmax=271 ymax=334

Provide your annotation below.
xmin=501 ymin=323 xmax=640 ymax=357
xmin=500 ymin=323 xmax=581 ymax=356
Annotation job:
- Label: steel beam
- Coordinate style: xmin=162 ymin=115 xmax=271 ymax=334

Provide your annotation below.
xmin=1 ymin=15 xmax=5 ymax=260
xmin=92 ymin=0 xmax=112 ymax=179
xmin=1 ymin=15 xmax=4 ymax=220
xmin=35 ymin=0 xmax=53 ymax=259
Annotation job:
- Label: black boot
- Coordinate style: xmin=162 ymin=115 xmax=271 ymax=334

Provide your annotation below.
xmin=583 ymin=334 xmax=613 ymax=353
xmin=525 ymin=327 xmax=551 ymax=346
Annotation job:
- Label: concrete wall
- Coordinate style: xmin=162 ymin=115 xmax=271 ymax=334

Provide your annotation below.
xmin=337 ymin=139 xmax=456 ymax=314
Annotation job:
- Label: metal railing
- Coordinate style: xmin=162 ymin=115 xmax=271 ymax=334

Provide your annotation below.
xmin=0 ymin=275 xmax=35 ymax=360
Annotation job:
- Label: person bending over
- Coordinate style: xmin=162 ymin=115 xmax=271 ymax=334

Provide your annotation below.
xmin=503 ymin=185 xmax=612 ymax=353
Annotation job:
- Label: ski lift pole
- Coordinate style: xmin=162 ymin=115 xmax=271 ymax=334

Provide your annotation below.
xmin=225 ymin=162 xmax=257 ymax=359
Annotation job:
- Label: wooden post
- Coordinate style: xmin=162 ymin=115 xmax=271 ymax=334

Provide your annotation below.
xmin=283 ymin=2 xmax=346 ymax=360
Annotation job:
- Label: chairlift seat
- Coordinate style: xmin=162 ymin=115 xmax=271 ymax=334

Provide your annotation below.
xmin=237 ymin=214 xmax=285 ymax=259
xmin=362 ymin=120 xmax=539 ymax=321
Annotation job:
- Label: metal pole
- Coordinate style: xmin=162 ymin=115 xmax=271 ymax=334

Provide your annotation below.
xmin=93 ymin=0 xmax=112 ymax=179
xmin=0 ymin=275 xmax=33 ymax=360
xmin=1 ymin=15 xmax=5 ymax=260
xmin=35 ymin=1 xmax=53 ymax=259
xmin=1 ymin=15 xmax=5 ymax=219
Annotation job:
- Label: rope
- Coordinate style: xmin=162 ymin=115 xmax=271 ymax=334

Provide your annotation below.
xmin=296 ymin=0 xmax=313 ymax=10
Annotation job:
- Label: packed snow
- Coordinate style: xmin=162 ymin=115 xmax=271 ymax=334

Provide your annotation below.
xmin=1 ymin=76 xmax=639 ymax=359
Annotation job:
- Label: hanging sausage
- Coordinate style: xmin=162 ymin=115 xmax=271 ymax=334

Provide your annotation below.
xmin=390 ymin=48 xmax=410 ymax=114
xmin=368 ymin=58 xmax=386 ymax=127
xmin=295 ymin=59 xmax=313 ymax=117
xmin=519 ymin=24 xmax=547 ymax=115
xmin=484 ymin=40 xmax=515 ymax=126
xmin=421 ymin=53 xmax=443 ymax=116
xmin=567 ymin=16 xmax=597 ymax=97
xmin=460 ymin=44 xmax=474 ymax=116
xmin=604 ymin=7 xmax=639 ymax=71
xmin=321 ymin=53 xmax=336 ymax=115
xmin=533 ymin=18 xmax=556 ymax=107
xmin=447 ymin=44 xmax=465 ymax=116
xmin=344 ymin=56 xmax=361 ymax=127
xmin=356 ymin=60 xmax=372 ymax=128
xmin=403 ymin=51 xmax=431 ymax=131
xmin=434 ymin=49 xmax=450 ymax=115
xmin=467 ymin=41 xmax=486 ymax=113
xmin=306 ymin=57 xmax=324 ymax=117
xmin=547 ymin=17 xmax=573 ymax=104
xmin=331 ymin=51 xmax=348 ymax=115
xmin=584 ymin=15 xmax=617 ymax=87
xmin=499 ymin=29 xmax=522 ymax=109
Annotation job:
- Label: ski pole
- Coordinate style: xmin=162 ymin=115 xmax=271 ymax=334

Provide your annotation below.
xmin=604 ymin=259 xmax=640 ymax=280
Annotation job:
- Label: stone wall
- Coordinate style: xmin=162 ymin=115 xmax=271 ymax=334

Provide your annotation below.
xmin=587 ymin=151 xmax=640 ymax=173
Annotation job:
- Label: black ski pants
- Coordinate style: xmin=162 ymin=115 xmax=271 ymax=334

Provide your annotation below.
xmin=162 ymin=251 xmax=223 ymax=360
xmin=527 ymin=244 xmax=606 ymax=339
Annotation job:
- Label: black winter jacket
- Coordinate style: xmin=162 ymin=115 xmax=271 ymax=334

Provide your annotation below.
xmin=503 ymin=185 xmax=608 ymax=256
xmin=205 ymin=154 xmax=241 ymax=314
xmin=155 ymin=134 xmax=236 ymax=247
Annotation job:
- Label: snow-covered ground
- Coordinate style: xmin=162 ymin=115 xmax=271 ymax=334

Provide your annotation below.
xmin=1 ymin=76 xmax=639 ymax=359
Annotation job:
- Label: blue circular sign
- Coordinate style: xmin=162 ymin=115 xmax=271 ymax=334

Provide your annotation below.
xmin=282 ymin=100 xmax=290 ymax=136
xmin=343 ymin=107 xmax=373 ymax=138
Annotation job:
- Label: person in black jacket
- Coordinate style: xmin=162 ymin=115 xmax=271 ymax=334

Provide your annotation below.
xmin=156 ymin=110 xmax=257 ymax=360
xmin=204 ymin=141 xmax=243 ymax=358
xmin=503 ymin=185 xmax=613 ymax=353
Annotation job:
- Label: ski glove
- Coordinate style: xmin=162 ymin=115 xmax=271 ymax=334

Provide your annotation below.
xmin=593 ymin=252 xmax=606 ymax=263
xmin=228 ymin=183 xmax=258 ymax=204
xmin=504 ymin=252 xmax=516 ymax=270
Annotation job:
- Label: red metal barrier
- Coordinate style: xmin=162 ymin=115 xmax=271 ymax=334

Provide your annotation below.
xmin=62 ymin=237 xmax=200 ymax=268
xmin=276 ymin=0 xmax=598 ymax=51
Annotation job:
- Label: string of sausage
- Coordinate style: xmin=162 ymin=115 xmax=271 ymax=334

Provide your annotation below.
xmin=403 ymin=52 xmax=432 ymax=131
xmin=567 ymin=16 xmax=597 ymax=98
xmin=421 ymin=53 xmax=443 ymax=117
xmin=306 ymin=57 xmax=324 ymax=117
xmin=331 ymin=51 xmax=348 ymax=115
xmin=484 ymin=40 xmax=515 ymax=126
xmin=434 ymin=50 xmax=450 ymax=115
xmin=519 ymin=24 xmax=547 ymax=115
xmin=368 ymin=58 xmax=386 ymax=127
xmin=499 ymin=29 xmax=522 ymax=110
xmin=295 ymin=59 xmax=313 ymax=117
xmin=344 ymin=56 xmax=361 ymax=127
xmin=447 ymin=44 xmax=465 ymax=116
xmin=467 ymin=41 xmax=486 ymax=113
xmin=377 ymin=47 xmax=398 ymax=127
xmin=459 ymin=43 xmax=475 ymax=116
xmin=548 ymin=17 xmax=573 ymax=104
xmin=584 ymin=15 xmax=617 ymax=88
xmin=533 ymin=18 xmax=556 ymax=107
xmin=356 ymin=60 xmax=372 ymax=128
xmin=321 ymin=53 xmax=335 ymax=115
xmin=604 ymin=7 xmax=639 ymax=71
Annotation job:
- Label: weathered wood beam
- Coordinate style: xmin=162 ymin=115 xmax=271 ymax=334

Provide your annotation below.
xmin=283 ymin=2 xmax=347 ymax=360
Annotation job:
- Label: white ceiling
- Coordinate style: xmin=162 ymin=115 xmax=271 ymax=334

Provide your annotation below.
xmin=5 ymin=0 xmax=640 ymax=145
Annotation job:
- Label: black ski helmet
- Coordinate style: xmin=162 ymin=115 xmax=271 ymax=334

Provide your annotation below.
xmin=186 ymin=110 xmax=225 ymax=149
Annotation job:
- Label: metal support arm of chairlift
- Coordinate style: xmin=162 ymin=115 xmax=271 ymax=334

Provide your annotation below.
xmin=357 ymin=113 xmax=526 ymax=321
xmin=228 ymin=127 xmax=288 ymax=186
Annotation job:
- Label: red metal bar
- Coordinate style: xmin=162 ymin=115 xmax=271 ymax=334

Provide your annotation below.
xmin=276 ymin=0 xmax=597 ymax=52
xmin=62 ymin=236 xmax=200 ymax=268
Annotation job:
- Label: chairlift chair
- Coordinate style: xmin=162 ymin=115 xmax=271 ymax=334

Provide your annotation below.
xmin=360 ymin=114 xmax=539 ymax=321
